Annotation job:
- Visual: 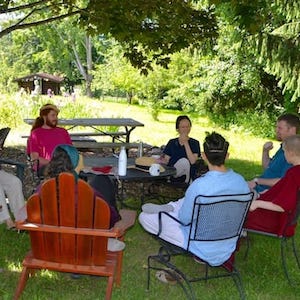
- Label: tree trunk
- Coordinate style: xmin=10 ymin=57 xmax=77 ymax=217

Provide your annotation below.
xmin=72 ymin=35 xmax=93 ymax=97
xmin=85 ymin=35 xmax=93 ymax=97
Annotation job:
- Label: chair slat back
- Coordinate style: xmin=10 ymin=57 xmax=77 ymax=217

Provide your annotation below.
xmin=26 ymin=172 xmax=111 ymax=266
xmin=188 ymin=193 xmax=253 ymax=245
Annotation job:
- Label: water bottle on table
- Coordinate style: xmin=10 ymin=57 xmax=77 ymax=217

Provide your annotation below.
xmin=118 ymin=146 xmax=127 ymax=176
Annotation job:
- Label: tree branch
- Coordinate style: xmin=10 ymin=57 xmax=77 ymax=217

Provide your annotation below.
xmin=0 ymin=10 xmax=81 ymax=38
xmin=1 ymin=0 xmax=53 ymax=14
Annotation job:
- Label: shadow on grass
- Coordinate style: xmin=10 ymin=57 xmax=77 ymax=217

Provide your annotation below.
xmin=2 ymin=213 xmax=300 ymax=299
xmin=227 ymin=158 xmax=262 ymax=180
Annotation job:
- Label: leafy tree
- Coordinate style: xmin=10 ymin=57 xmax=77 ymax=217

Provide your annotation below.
xmin=211 ymin=0 xmax=300 ymax=105
xmin=1 ymin=1 xmax=217 ymax=73
xmin=0 ymin=29 xmax=33 ymax=92
xmin=0 ymin=0 xmax=83 ymax=38
xmin=80 ymin=0 xmax=218 ymax=74
xmin=1 ymin=0 xmax=299 ymax=109
xmin=92 ymin=39 xmax=143 ymax=103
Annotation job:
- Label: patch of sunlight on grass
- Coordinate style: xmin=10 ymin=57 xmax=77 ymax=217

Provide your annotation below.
xmin=7 ymin=262 xmax=22 ymax=272
xmin=39 ymin=269 xmax=58 ymax=278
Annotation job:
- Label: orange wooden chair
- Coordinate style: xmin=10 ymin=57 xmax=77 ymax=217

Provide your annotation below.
xmin=14 ymin=172 xmax=136 ymax=300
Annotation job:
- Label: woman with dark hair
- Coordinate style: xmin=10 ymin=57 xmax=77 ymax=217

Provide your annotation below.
xmin=45 ymin=145 xmax=120 ymax=228
xmin=160 ymin=115 xmax=200 ymax=184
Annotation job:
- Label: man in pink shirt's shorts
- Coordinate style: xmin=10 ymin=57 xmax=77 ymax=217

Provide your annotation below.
xmin=28 ymin=103 xmax=72 ymax=176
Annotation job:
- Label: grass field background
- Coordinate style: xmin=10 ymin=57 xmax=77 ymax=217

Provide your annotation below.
xmin=1 ymin=97 xmax=298 ymax=300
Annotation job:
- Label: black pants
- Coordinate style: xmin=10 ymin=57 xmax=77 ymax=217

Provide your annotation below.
xmin=89 ymin=175 xmax=118 ymax=210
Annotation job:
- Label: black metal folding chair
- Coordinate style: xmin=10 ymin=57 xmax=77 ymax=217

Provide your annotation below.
xmin=0 ymin=127 xmax=26 ymax=181
xmin=244 ymin=190 xmax=300 ymax=284
xmin=25 ymin=137 xmax=44 ymax=190
xmin=0 ymin=127 xmax=11 ymax=151
xmin=147 ymin=192 xmax=254 ymax=300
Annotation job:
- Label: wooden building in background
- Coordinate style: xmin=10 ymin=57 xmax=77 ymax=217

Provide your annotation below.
xmin=14 ymin=72 xmax=64 ymax=95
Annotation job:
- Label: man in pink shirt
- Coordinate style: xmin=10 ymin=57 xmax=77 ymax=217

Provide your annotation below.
xmin=28 ymin=103 xmax=72 ymax=175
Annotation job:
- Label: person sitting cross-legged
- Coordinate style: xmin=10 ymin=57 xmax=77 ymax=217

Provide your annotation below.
xmin=0 ymin=170 xmax=25 ymax=230
xmin=159 ymin=115 xmax=200 ymax=184
xmin=20 ymin=144 xmax=123 ymax=252
xmin=139 ymin=132 xmax=250 ymax=267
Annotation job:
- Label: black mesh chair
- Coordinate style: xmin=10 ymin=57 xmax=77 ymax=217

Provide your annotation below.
xmin=147 ymin=192 xmax=254 ymax=300
xmin=0 ymin=127 xmax=10 ymax=151
xmin=26 ymin=137 xmax=44 ymax=189
xmin=244 ymin=190 xmax=300 ymax=284
xmin=0 ymin=127 xmax=26 ymax=181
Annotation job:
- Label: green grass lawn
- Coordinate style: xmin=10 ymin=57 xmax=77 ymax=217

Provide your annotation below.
xmin=1 ymin=98 xmax=299 ymax=299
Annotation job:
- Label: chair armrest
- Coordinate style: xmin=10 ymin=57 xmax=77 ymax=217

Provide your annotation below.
xmin=15 ymin=221 xmax=124 ymax=238
xmin=16 ymin=209 xmax=137 ymax=237
xmin=112 ymin=209 xmax=137 ymax=235
xmin=0 ymin=158 xmax=26 ymax=181
xmin=158 ymin=211 xmax=190 ymax=236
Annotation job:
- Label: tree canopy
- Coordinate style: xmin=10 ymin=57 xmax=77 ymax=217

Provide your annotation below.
xmin=0 ymin=0 xmax=299 ymax=110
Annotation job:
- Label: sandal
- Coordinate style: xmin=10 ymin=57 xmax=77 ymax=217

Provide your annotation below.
xmin=155 ymin=269 xmax=183 ymax=285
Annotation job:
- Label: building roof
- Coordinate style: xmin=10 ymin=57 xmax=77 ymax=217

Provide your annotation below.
xmin=14 ymin=72 xmax=64 ymax=83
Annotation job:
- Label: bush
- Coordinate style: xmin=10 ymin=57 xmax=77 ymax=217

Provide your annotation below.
xmin=208 ymin=109 xmax=277 ymax=138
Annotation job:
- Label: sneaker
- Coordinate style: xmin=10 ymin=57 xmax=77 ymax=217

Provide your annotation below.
xmin=107 ymin=238 xmax=125 ymax=252
xmin=142 ymin=203 xmax=174 ymax=214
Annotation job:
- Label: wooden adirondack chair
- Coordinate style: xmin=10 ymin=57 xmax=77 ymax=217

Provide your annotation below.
xmin=14 ymin=172 xmax=136 ymax=300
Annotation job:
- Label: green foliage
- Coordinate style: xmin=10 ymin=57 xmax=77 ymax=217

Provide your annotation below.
xmin=209 ymin=109 xmax=277 ymax=139
xmin=211 ymin=0 xmax=300 ymax=103
xmin=0 ymin=97 xmax=23 ymax=128
xmin=1 ymin=0 xmax=299 ymax=121
xmin=60 ymin=99 xmax=101 ymax=119
xmin=0 ymin=93 xmax=102 ymax=129
xmin=82 ymin=0 xmax=218 ymax=73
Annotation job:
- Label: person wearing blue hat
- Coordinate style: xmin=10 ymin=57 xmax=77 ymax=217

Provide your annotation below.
xmin=45 ymin=144 xmax=121 ymax=228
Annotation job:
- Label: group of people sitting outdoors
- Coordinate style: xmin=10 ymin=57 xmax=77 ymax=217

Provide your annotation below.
xmin=1 ymin=102 xmax=300 ymax=283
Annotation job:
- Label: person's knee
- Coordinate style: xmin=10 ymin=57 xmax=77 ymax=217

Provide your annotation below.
xmin=11 ymin=176 xmax=22 ymax=188
xmin=138 ymin=212 xmax=159 ymax=234
xmin=138 ymin=212 xmax=147 ymax=226
xmin=174 ymin=158 xmax=190 ymax=173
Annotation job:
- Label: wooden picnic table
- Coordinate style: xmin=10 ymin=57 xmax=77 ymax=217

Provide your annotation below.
xmin=23 ymin=118 xmax=145 ymax=146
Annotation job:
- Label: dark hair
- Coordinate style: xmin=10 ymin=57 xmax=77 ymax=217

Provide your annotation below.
xmin=203 ymin=132 xmax=229 ymax=166
xmin=278 ymin=113 xmax=300 ymax=133
xmin=175 ymin=115 xmax=192 ymax=130
xmin=45 ymin=147 xmax=74 ymax=178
